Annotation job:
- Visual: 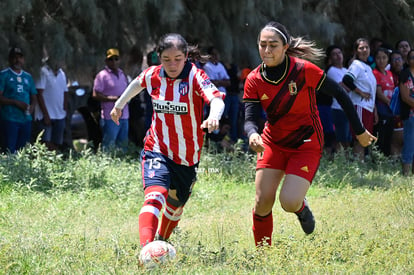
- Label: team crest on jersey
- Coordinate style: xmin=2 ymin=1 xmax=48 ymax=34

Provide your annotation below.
xmin=179 ymin=81 xmax=189 ymax=96
xmin=288 ymin=81 xmax=297 ymax=95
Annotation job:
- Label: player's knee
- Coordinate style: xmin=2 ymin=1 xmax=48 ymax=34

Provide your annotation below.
xmin=143 ymin=187 xmax=168 ymax=209
xmin=254 ymin=195 xmax=274 ymax=215
xmin=167 ymin=195 xmax=184 ymax=208
xmin=279 ymin=197 xmax=302 ymax=213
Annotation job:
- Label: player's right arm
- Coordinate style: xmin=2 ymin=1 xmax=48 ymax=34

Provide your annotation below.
xmin=111 ymin=78 xmax=144 ymax=124
xmin=243 ymin=73 xmax=265 ymax=153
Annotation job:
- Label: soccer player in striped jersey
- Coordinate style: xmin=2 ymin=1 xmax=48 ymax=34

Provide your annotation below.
xmin=110 ymin=33 xmax=225 ymax=248
xmin=243 ymin=21 xmax=376 ymax=247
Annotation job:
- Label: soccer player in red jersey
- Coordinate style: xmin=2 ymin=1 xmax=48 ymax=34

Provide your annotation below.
xmin=110 ymin=33 xmax=225 ymax=248
xmin=243 ymin=21 xmax=377 ymax=247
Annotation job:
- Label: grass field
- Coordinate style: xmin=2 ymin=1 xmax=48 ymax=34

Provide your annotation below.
xmin=0 ymin=144 xmax=413 ymax=274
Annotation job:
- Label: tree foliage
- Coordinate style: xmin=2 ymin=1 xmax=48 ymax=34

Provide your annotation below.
xmin=1 ymin=0 xmax=414 ymax=82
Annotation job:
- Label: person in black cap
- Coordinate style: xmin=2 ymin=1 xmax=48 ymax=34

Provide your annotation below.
xmin=0 ymin=47 xmax=37 ymax=153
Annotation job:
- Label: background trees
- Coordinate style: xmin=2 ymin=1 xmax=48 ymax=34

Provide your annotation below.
xmin=1 ymin=0 xmax=414 ymax=83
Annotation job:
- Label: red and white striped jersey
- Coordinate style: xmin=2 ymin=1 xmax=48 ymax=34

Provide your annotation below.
xmin=137 ymin=62 xmax=224 ymax=166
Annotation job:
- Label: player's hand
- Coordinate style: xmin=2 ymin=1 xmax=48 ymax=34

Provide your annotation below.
xmin=200 ymin=117 xmax=219 ymax=133
xmin=356 ymin=130 xmax=377 ymax=147
xmin=249 ymin=133 xmax=265 ymax=153
xmin=110 ymin=107 xmax=122 ymax=125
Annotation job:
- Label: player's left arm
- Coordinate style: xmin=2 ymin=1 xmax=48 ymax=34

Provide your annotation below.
xmin=200 ymin=97 xmax=225 ymax=133
xmin=318 ymin=77 xmax=377 ymax=146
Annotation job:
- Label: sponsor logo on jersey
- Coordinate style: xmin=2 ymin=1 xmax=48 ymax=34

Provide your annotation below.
xmin=261 ymin=93 xmax=269 ymax=100
xmin=201 ymin=79 xmax=214 ymax=89
xmin=153 ymin=99 xmax=188 ymax=115
xmin=179 ymin=81 xmax=189 ymax=96
xmin=288 ymin=81 xmax=297 ymax=95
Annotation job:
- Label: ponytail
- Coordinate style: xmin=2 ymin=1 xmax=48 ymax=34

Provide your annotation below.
xmin=259 ymin=21 xmax=324 ymax=62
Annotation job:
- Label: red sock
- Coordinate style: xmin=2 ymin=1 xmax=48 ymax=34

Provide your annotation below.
xmin=158 ymin=201 xmax=183 ymax=240
xmin=252 ymin=210 xmax=273 ymax=246
xmin=295 ymin=200 xmax=305 ymax=214
xmin=139 ymin=186 xmax=168 ymax=247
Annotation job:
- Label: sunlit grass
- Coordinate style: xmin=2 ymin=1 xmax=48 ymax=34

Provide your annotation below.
xmin=0 ymin=143 xmax=413 ymax=274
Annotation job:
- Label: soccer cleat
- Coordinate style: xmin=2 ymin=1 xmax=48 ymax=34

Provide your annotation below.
xmin=295 ymin=199 xmax=315 ymax=234
xmin=154 ymin=233 xmax=166 ymax=241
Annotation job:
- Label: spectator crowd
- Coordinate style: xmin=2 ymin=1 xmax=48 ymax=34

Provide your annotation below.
xmin=0 ymin=36 xmax=414 ymax=176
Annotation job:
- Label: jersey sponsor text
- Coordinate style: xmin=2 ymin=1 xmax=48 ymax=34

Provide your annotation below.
xmin=152 ymin=99 xmax=188 ymax=115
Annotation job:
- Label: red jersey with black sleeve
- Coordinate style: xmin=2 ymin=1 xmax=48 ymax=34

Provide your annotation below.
xmin=138 ymin=61 xmax=224 ymax=166
xmin=243 ymin=56 xmax=325 ymax=152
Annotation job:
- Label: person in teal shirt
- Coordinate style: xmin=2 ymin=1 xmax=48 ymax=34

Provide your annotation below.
xmin=0 ymin=47 xmax=37 ymax=153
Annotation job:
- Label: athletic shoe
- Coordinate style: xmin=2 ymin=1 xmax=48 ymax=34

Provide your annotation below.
xmin=154 ymin=233 xmax=166 ymax=241
xmin=295 ymin=199 xmax=315 ymax=234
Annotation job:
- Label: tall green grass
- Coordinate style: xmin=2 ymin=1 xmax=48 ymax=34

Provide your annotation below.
xmin=0 ymin=143 xmax=413 ymax=274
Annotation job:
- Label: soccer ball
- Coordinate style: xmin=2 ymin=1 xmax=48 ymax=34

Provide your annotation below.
xmin=138 ymin=240 xmax=177 ymax=268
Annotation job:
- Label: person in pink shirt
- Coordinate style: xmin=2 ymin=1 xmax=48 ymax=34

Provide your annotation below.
xmin=93 ymin=48 xmax=129 ymax=151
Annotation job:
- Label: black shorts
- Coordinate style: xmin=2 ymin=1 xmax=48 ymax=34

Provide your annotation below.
xmin=140 ymin=150 xmax=198 ymax=204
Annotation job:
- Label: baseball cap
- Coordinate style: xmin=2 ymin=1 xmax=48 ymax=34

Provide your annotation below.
xmin=9 ymin=47 xmax=24 ymax=58
xmin=106 ymin=48 xmax=119 ymax=59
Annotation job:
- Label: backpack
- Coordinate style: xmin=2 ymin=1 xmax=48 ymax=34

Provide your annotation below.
xmin=390 ymin=86 xmax=400 ymax=115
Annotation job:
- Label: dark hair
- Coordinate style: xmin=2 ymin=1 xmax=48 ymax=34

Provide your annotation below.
xmin=258 ymin=21 xmax=324 ymax=62
xmin=370 ymin=37 xmax=383 ymax=48
xmin=157 ymin=33 xmax=209 ymax=63
xmin=373 ymin=47 xmax=391 ymax=69
xmin=390 ymin=50 xmax=403 ymax=58
xmin=326 ymin=45 xmax=342 ymax=57
xmin=147 ymin=50 xmax=160 ymax=66
xmin=353 ymin=38 xmax=369 ymax=52
xmin=374 ymin=47 xmax=390 ymax=59
xmin=8 ymin=46 xmax=24 ymax=62
xmin=395 ymin=39 xmax=412 ymax=50
xmin=157 ymin=33 xmax=188 ymax=56
xmin=407 ymin=49 xmax=414 ymax=60
xmin=324 ymin=45 xmax=343 ymax=70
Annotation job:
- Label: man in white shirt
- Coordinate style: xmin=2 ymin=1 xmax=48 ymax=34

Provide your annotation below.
xmin=34 ymin=58 xmax=68 ymax=151
xmin=202 ymin=47 xmax=231 ymax=95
